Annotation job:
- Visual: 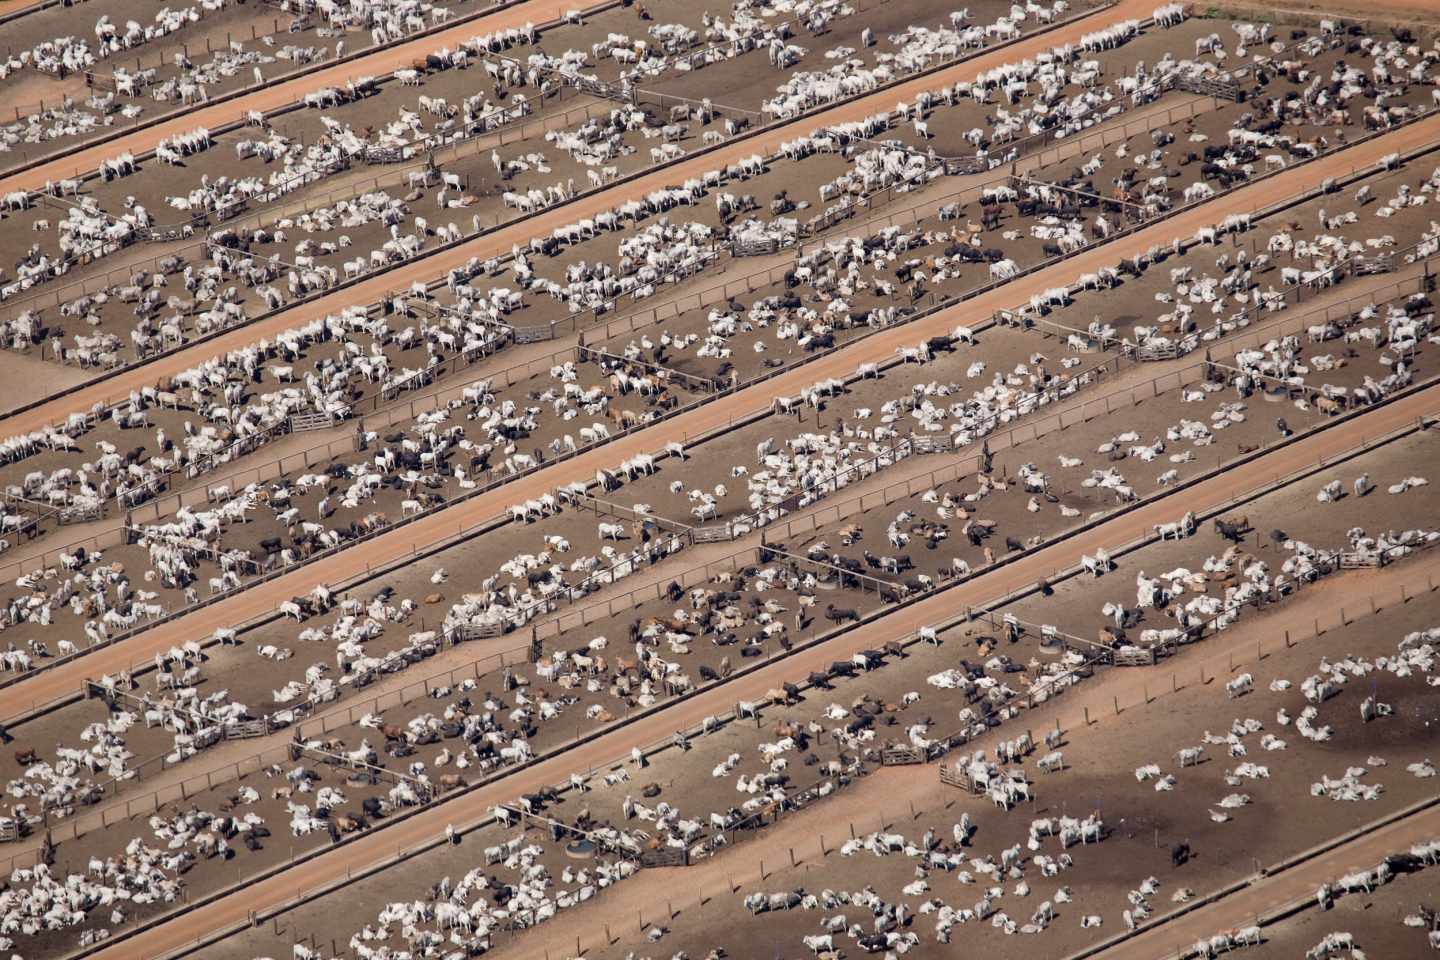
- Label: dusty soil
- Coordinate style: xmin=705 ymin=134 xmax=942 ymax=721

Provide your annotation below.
xmin=0 ymin=11 xmax=1229 ymax=361
xmin=197 ymin=532 xmax=1440 ymax=960
xmin=1 ymin=6 xmax=1438 ymax=958
xmin=1236 ymin=867 xmax=1440 ymax=959
xmin=3 ymin=101 xmax=1433 ymax=734
xmin=8 ymin=359 xmax=1433 ymax=960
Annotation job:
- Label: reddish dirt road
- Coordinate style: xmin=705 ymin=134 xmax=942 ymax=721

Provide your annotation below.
xmin=73 ymin=381 xmax=1440 ymax=960
xmin=0 ymin=0 xmax=1151 ymax=432
xmin=4 ymin=116 xmax=1435 ymax=721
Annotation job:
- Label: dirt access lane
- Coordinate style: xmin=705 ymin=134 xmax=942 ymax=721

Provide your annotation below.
xmin=4 ymin=113 xmax=1435 ymax=721
xmin=0 ymin=0 xmax=1145 ymax=431
xmin=73 ymin=382 xmax=1440 ymax=960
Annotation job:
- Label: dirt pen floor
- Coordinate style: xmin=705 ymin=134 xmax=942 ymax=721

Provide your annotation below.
xmin=1236 ymin=868 xmax=1440 ymax=959
xmin=0 ymin=0 xmax=519 ymax=162
xmin=3 ymin=290 xmax=1430 ymax=838
xmin=9 ymin=8 xmax=1426 ymax=373
xmin=6 ymin=3 xmax=1440 ymax=959
xmin=199 ymin=539 xmax=1440 ymax=960
xmin=169 ymin=417 xmax=1440 ymax=960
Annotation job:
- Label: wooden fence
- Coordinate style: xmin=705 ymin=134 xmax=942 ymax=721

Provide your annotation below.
xmin=880 ymin=743 xmax=925 ymax=766
xmin=288 ymin=412 xmax=336 ymax=432
xmin=690 ymin=524 xmax=736 ymax=544
xmin=1112 ymin=646 xmax=1158 ymax=667
xmin=939 ymin=764 xmax=983 ymax=793
xmin=638 ymin=847 xmax=689 ymax=868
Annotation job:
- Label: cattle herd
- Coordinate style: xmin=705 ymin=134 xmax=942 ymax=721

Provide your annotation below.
xmin=0 ymin=0 xmax=1439 ymax=959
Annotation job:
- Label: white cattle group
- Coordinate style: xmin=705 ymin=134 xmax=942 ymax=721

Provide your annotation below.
xmin=0 ymin=5 xmax=207 ymax=81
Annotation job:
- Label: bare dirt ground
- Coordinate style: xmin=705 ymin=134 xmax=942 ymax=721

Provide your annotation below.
xmin=3 ymin=6 xmax=1440 ymax=959
xmin=0 ymin=7 xmax=1218 ymax=370
xmin=202 ymin=537 xmax=1440 ymax=960
xmin=7 ymin=261 xmax=1406 ymax=867
xmin=22 ymin=368 xmax=1437 ymax=960
xmin=0 ymin=0 xmax=514 ymax=160
xmin=0 ymin=79 xmax=1380 ymax=580
xmin=0 ymin=0 xmax=1171 ymax=435
xmin=0 ymin=86 xmax=1422 ymax=616
xmin=457 ymin=433 xmax=1440 ymax=960
xmin=1226 ymin=867 xmax=1440 ymax=960
xmin=4 ymin=266 xmax=1421 ymax=860
xmin=2 ymin=165 xmax=1428 ymax=731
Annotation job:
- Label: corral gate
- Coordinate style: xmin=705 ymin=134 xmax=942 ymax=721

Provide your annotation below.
xmin=58 ymin=502 xmax=102 ymax=524
xmin=945 ymin=156 xmax=989 ymax=176
xmin=939 ymin=764 xmax=983 ymax=794
xmin=639 ymin=847 xmax=689 ymax=868
xmin=511 ymin=323 xmax=554 ymax=344
xmin=1135 ymin=342 xmax=1184 ymax=361
xmin=573 ymin=74 xmax=635 ymax=104
xmin=1112 ymin=646 xmax=1157 ymax=667
xmin=289 ymin=412 xmax=334 ymax=432
xmin=1339 ymin=551 xmax=1386 ymax=569
xmin=362 ymin=145 xmax=409 ymax=164
xmin=1172 ymin=74 xmax=1241 ymax=102
xmin=909 ymin=435 xmax=955 ymax=455
xmin=732 ymin=236 xmax=780 ymax=257
xmin=690 ymin=524 xmax=734 ymax=544
xmin=452 ymin=621 xmax=508 ymax=640
xmin=224 ymin=719 xmax=269 ymax=739
xmin=881 ymin=743 xmax=925 ymax=766
xmin=1353 ymin=255 xmax=1394 ymax=276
